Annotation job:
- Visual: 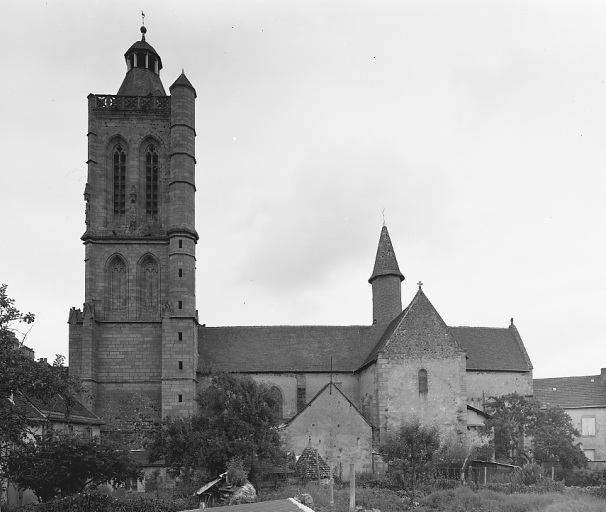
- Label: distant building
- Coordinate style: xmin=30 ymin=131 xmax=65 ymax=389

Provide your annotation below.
xmin=534 ymin=371 xmax=606 ymax=465
xmin=3 ymin=350 xmax=103 ymax=507
xmin=68 ymin=26 xmax=534 ymax=477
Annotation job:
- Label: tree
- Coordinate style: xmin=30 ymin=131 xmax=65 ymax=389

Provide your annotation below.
xmin=480 ymin=393 xmax=539 ymax=465
xmin=5 ymin=430 xmax=142 ymax=502
xmin=379 ymin=418 xmax=441 ymax=503
xmin=147 ymin=372 xmax=286 ymax=484
xmin=481 ymin=392 xmax=587 ymax=469
xmin=0 ymin=284 xmax=81 ymax=447
xmin=532 ymin=405 xmax=586 ymax=469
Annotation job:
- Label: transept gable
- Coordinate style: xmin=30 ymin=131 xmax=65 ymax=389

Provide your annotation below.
xmin=381 ymin=287 xmax=464 ymax=359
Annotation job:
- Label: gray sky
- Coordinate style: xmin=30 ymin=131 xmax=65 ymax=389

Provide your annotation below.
xmin=2 ymin=0 xmax=605 ymax=379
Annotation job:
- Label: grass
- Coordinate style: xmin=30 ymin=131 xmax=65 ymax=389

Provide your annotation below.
xmin=257 ymin=482 xmax=606 ymax=512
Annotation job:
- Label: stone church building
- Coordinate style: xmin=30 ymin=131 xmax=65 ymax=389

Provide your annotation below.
xmin=68 ymin=28 xmax=533 ymax=475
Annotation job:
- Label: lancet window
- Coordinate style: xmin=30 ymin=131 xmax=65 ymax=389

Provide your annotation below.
xmin=109 ymin=256 xmax=127 ymax=313
xmin=140 ymin=255 xmax=159 ymax=315
xmin=145 ymin=145 xmax=159 ymax=217
xmin=113 ymin=145 xmax=126 ymax=216
xmin=418 ymin=369 xmax=428 ymax=399
xmin=268 ymin=386 xmax=284 ymax=420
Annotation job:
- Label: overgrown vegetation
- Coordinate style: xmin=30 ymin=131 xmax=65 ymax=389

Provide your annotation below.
xmin=5 ymin=430 xmax=142 ymax=502
xmin=0 ymin=284 xmax=81 ymax=448
xmin=146 ymin=372 xmax=287 ymax=486
xmin=378 ymin=418 xmax=441 ymax=504
xmin=481 ymin=393 xmax=587 ymax=468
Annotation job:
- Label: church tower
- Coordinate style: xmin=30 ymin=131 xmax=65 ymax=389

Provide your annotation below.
xmin=368 ymin=225 xmax=404 ymax=329
xmin=69 ymin=25 xmax=198 ymax=423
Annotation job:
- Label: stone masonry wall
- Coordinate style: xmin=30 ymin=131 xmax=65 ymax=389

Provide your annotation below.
xmin=282 ymin=386 xmax=372 ymax=481
xmin=377 ymin=354 xmax=467 ymax=440
xmin=466 ymin=370 xmax=533 ymax=410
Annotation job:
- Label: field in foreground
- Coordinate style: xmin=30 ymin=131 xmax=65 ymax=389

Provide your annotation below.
xmin=258 ymin=483 xmax=606 ymax=512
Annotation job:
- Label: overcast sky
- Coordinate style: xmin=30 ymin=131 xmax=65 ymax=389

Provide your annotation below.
xmin=2 ymin=1 xmax=605 ymax=379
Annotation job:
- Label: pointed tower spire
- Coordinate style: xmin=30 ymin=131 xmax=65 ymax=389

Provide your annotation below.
xmin=369 ymin=225 xmax=404 ymax=329
xmin=369 ymin=225 xmax=404 ymax=284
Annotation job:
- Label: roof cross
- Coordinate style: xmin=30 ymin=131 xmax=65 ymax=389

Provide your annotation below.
xmin=417 ymin=281 xmax=423 ymax=289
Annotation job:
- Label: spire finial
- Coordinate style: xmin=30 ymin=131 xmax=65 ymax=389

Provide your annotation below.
xmin=382 ymin=208 xmax=386 ymax=227
xmin=417 ymin=281 xmax=423 ymax=289
xmin=140 ymin=11 xmax=147 ymax=40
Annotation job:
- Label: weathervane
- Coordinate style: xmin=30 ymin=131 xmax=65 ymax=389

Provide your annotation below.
xmin=141 ymin=10 xmax=145 ymax=26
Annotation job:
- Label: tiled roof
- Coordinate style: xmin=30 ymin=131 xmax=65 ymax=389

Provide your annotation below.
xmin=450 ymin=325 xmax=533 ymax=372
xmin=182 ymin=499 xmax=314 ymax=512
xmin=368 ymin=225 xmax=404 ymax=283
xmin=199 ymin=325 xmax=375 ymax=372
xmin=17 ymin=392 xmax=103 ymax=425
xmin=534 ymin=376 xmax=606 ymax=409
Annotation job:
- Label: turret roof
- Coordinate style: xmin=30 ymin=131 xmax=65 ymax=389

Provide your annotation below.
xmin=368 ymin=225 xmax=404 ymax=283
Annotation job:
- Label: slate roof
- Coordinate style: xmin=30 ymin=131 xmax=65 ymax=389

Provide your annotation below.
xmin=170 ymin=72 xmax=196 ymax=95
xmin=534 ymin=375 xmax=606 ymax=409
xmin=199 ymin=300 xmax=532 ymax=375
xmin=368 ymin=225 xmax=404 ymax=283
xmin=450 ymin=325 xmax=533 ymax=372
xmin=199 ymin=325 xmax=375 ymax=372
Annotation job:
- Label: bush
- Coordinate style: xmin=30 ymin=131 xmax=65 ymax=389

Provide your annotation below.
xmin=13 ymin=492 xmax=198 ymax=512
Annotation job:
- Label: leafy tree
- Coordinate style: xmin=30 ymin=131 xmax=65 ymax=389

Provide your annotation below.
xmin=480 ymin=393 xmax=540 ymax=465
xmin=0 ymin=285 xmax=81 ymax=446
xmin=379 ymin=418 xmax=440 ymax=502
xmin=532 ymin=405 xmax=587 ymax=469
xmin=481 ymin=392 xmax=587 ymax=469
xmin=147 ymin=372 xmax=286 ymax=485
xmin=5 ymin=429 xmax=142 ymax=502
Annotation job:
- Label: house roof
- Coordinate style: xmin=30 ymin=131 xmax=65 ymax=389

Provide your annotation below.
xmin=368 ymin=225 xmax=404 ymax=284
xmin=199 ymin=325 xmax=375 ymax=373
xmin=450 ymin=324 xmax=533 ymax=372
xmin=16 ymin=391 xmax=103 ymax=425
xmin=534 ymin=375 xmax=606 ymax=409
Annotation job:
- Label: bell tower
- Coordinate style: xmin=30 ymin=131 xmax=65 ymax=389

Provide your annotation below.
xmin=69 ymin=25 xmax=198 ymax=423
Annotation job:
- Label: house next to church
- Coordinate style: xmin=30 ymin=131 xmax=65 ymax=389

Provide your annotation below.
xmin=68 ymin=26 xmax=534 ymax=478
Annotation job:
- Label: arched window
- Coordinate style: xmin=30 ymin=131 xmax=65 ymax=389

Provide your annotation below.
xmin=145 ymin=145 xmax=159 ymax=218
xmin=268 ymin=386 xmax=283 ymax=421
xmin=418 ymin=369 xmax=428 ymax=399
xmin=139 ymin=255 xmax=159 ymax=317
xmin=109 ymin=256 xmax=127 ymax=313
xmin=113 ymin=145 xmax=126 ymax=216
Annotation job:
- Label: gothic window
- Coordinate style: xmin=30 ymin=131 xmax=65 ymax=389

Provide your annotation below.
xmin=418 ymin=369 xmax=428 ymax=399
xmin=145 ymin=145 xmax=159 ymax=217
xmin=113 ymin=145 xmax=126 ymax=216
xmin=139 ymin=255 xmax=159 ymax=317
xmin=268 ymin=386 xmax=283 ymax=421
xmin=109 ymin=256 xmax=127 ymax=313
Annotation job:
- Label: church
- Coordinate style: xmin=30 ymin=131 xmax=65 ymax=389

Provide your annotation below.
xmin=68 ymin=27 xmax=533 ymax=476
